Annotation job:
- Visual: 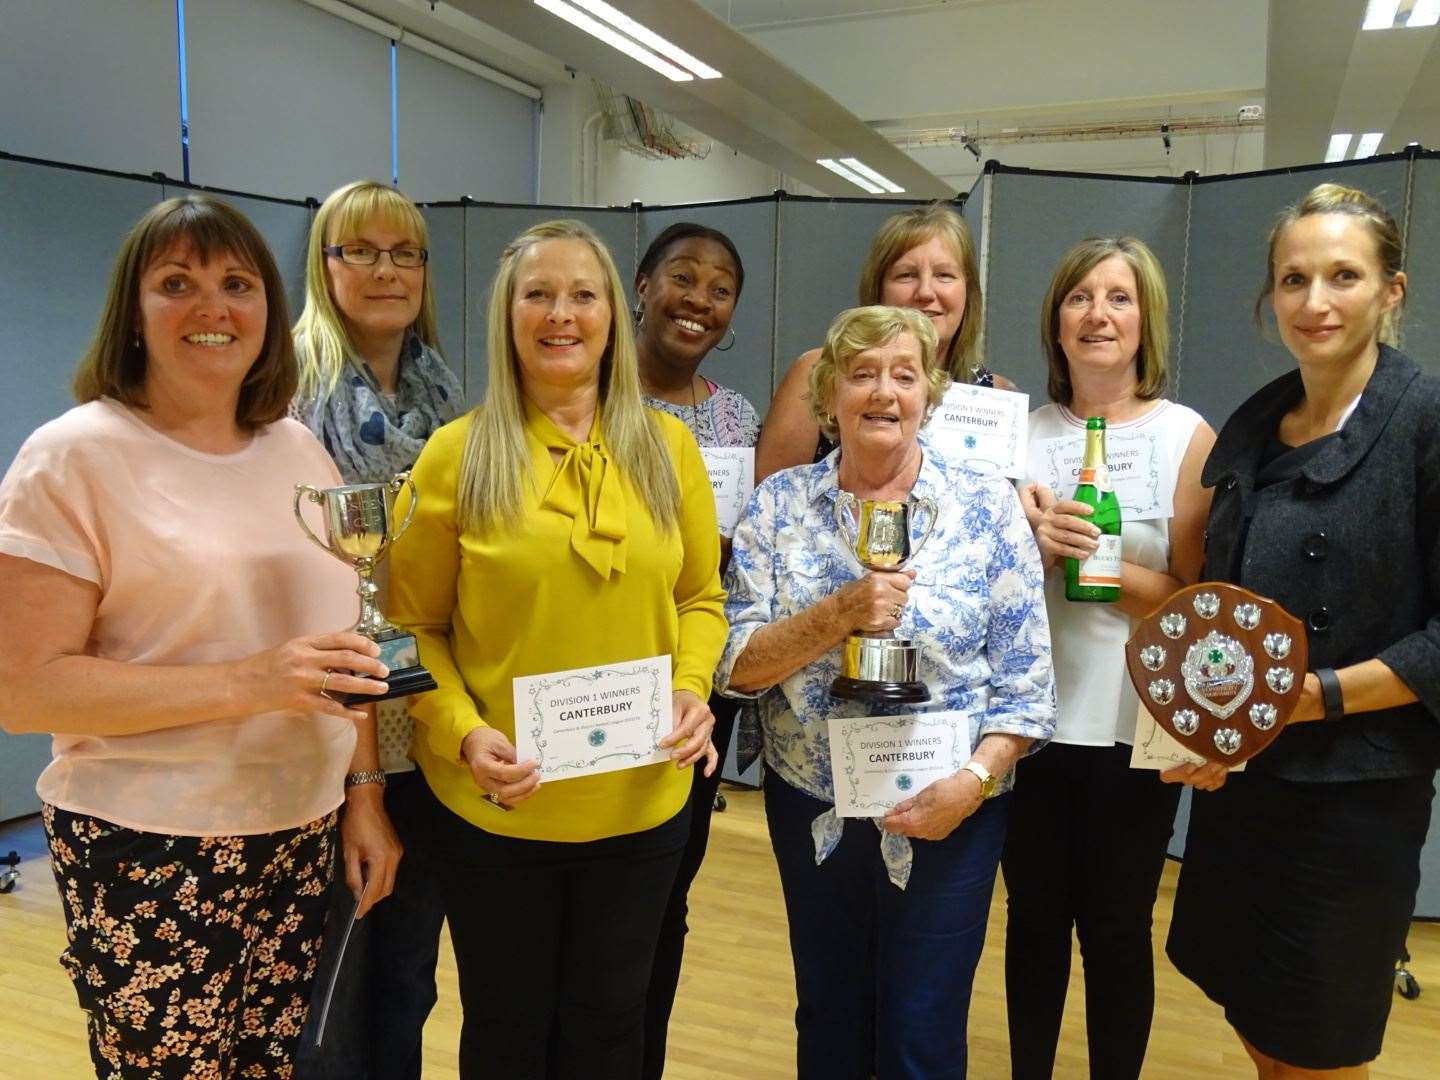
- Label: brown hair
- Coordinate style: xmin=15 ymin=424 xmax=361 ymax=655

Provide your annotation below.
xmin=1254 ymin=182 xmax=1406 ymax=346
xmin=72 ymin=196 xmax=296 ymax=428
xmin=1040 ymin=236 xmax=1170 ymax=406
xmin=809 ymin=305 xmax=946 ymax=442
xmin=856 ymin=202 xmax=985 ymax=382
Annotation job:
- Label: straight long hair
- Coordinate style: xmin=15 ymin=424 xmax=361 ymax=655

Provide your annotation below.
xmin=457 ymin=220 xmax=680 ymax=534
xmin=293 ymin=180 xmax=441 ymax=402
xmin=856 ymin=202 xmax=985 ymax=383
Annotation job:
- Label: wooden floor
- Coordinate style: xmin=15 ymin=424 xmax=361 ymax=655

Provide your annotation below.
xmin=2 ymin=789 xmax=1437 ymax=1078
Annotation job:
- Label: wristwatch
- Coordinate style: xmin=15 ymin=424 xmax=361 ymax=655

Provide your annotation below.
xmin=960 ymin=760 xmax=999 ymax=799
xmin=344 ymin=770 xmax=388 ymax=789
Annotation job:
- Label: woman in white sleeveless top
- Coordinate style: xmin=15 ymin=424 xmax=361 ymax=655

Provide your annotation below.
xmin=1001 ymin=236 xmax=1216 ymax=1080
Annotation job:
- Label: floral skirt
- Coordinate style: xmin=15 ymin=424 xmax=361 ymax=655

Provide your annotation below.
xmin=44 ymin=803 xmax=337 ymax=1079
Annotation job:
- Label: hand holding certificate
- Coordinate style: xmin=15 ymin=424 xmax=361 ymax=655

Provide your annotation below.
xmin=829 ymin=711 xmax=971 ymax=824
xmin=512 ymin=655 xmax=715 ymax=782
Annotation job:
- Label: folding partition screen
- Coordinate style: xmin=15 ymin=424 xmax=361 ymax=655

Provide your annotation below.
xmin=1 ymin=148 xmax=1437 ymax=916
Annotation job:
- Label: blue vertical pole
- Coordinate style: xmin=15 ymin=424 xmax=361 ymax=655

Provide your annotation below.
xmin=175 ymin=0 xmax=191 ymax=182
xmin=390 ymin=40 xmax=400 ymax=186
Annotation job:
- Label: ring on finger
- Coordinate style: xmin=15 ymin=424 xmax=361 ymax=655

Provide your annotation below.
xmin=320 ymin=670 xmax=336 ymax=703
xmin=890 ymin=603 xmax=903 ymax=619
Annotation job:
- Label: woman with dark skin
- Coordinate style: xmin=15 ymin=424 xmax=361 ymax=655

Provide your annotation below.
xmin=631 ymin=222 xmax=759 ymax=1080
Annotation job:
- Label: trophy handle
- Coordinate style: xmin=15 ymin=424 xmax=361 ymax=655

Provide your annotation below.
xmin=388 ymin=471 xmax=418 ymax=546
xmin=293 ymin=484 xmax=334 ymax=556
xmin=835 ymin=491 xmax=859 ymax=558
xmin=907 ymin=497 xmax=939 ymax=563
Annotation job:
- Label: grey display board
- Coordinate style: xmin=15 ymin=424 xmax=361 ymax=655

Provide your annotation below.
xmin=1400 ymin=156 xmax=1440 ymax=370
xmin=636 ymin=200 xmax=778 ymax=422
xmin=982 ymin=171 xmax=1189 ymax=405
xmin=774 ymin=198 xmax=926 ymax=396
xmin=462 ymin=204 xmax=638 ymax=404
xmin=0 ymin=161 xmax=164 ymax=820
xmin=420 ymin=205 xmax=467 ymax=392
xmin=1180 ymin=158 xmax=1414 ymax=427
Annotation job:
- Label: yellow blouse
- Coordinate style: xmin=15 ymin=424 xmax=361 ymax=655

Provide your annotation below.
xmin=389 ymin=401 xmax=726 ymax=842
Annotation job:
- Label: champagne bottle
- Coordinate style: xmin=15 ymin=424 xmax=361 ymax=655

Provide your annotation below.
xmin=1065 ymin=416 xmax=1122 ymax=602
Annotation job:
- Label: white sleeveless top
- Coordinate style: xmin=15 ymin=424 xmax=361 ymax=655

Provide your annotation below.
xmin=1026 ymin=400 xmax=1205 ymax=746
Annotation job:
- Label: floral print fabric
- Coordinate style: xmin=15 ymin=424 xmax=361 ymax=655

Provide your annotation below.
xmin=44 ymin=804 xmax=336 ymax=1079
xmin=716 ymin=448 xmax=1056 ymax=887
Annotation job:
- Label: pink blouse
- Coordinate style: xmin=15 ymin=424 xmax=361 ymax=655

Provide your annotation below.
xmin=0 ymin=400 xmax=359 ymax=835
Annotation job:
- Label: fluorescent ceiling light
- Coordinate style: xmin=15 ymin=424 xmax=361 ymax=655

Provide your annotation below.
xmin=839 ymin=157 xmax=906 ymax=194
xmin=1325 ymin=133 xmax=1353 ymax=162
xmin=817 ymin=158 xmax=885 ymax=194
xmin=532 ymin=0 xmax=721 ymax=81
xmin=1362 ymin=0 xmax=1402 ymax=28
xmin=1408 ymin=0 xmax=1440 ymax=26
xmin=1354 ymin=132 xmax=1385 ymax=157
xmin=570 ymin=0 xmax=721 ymax=78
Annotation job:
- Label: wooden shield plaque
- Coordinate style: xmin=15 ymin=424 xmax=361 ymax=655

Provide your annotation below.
xmin=1125 ymin=582 xmax=1308 ymax=765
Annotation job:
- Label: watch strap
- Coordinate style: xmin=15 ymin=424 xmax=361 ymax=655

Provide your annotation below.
xmin=1315 ymin=667 xmax=1344 ymax=723
xmin=960 ymin=760 xmax=997 ymax=798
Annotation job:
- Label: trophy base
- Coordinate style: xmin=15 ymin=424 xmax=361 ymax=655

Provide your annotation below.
xmin=830 ymin=676 xmax=932 ymax=705
xmin=339 ymin=663 xmax=437 ymax=706
xmin=337 ymin=630 xmax=437 ymax=705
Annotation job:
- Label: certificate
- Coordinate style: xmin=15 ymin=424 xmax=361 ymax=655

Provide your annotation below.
xmin=700 ymin=446 xmax=755 ymax=537
xmin=1034 ymin=429 xmax=1171 ymax=521
xmin=829 ymin=711 xmax=971 ymax=818
xmin=927 ymin=383 xmax=1029 ymax=478
xmin=513 ymin=655 xmax=671 ymax=781
xmin=1130 ymin=703 xmax=1245 ymax=772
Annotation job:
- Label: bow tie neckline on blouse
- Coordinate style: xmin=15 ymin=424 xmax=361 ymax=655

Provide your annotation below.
xmin=526 ymin=400 xmax=629 ymax=580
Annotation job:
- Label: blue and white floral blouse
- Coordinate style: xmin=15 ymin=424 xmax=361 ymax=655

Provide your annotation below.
xmin=716 ymin=448 xmax=1056 ymax=887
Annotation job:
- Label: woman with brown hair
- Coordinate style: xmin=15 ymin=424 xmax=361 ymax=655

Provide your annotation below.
xmin=0 ymin=195 xmax=397 ymax=1077
xmin=755 ymin=201 xmax=1013 ymax=480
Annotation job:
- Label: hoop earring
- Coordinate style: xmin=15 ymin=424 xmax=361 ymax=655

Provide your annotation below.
xmin=713 ymin=326 xmax=737 ymax=352
xmin=632 ymin=302 xmax=645 ymax=329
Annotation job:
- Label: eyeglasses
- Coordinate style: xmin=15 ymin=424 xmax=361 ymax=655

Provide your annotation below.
xmin=323 ymin=244 xmax=429 ymax=268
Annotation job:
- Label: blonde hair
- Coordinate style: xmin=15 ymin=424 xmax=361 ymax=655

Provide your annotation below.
xmin=1255 ymin=182 xmax=1406 ymax=346
xmin=1041 ymin=236 xmax=1170 ymax=406
xmin=457 ymin=220 xmax=680 ymax=533
xmin=856 ymin=202 xmax=984 ymax=382
xmin=293 ymin=180 xmax=441 ymax=401
xmin=73 ymin=196 xmax=296 ymax=429
xmin=808 ymin=306 xmax=947 ymax=442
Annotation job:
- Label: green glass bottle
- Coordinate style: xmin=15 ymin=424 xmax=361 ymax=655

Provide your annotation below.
xmin=1064 ymin=417 xmax=1122 ymax=603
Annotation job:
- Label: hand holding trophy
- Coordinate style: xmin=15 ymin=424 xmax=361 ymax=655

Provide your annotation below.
xmin=830 ymin=492 xmax=938 ymax=705
xmin=294 ymin=471 xmax=437 ymax=705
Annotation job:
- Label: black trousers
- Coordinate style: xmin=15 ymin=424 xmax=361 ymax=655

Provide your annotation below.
xmin=641 ymin=693 xmax=739 ymax=1080
xmin=999 ymin=742 xmax=1181 ymax=1080
xmin=414 ymin=778 xmax=689 ymax=1080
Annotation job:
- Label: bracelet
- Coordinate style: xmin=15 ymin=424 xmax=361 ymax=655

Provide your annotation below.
xmin=344 ymin=769 xmax=388 ymax=789
xmin=1315 ymin=667 xmax=1344 ymax=723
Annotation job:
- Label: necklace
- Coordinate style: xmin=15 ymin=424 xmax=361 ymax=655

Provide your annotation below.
xmin=689 ymin=374 xmax=702 ymax=433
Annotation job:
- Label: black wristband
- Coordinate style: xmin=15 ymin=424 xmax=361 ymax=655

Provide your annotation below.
xmin=1315 ymin=667 xmax=1344 ymax=722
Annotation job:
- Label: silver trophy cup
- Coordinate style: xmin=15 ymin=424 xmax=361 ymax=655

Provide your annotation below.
xmin=294 ymin=472 xmax=437 ymax=704
xmin=830 ymin=492 xmax=938 ymax=705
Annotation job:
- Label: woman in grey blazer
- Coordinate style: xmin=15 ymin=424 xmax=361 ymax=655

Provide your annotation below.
xmin=1165 ymin=183 xmax=1439 ymax=1078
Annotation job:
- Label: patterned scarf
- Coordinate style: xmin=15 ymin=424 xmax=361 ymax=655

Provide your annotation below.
xmin=296 ymin=333 xmax=464 ymax=485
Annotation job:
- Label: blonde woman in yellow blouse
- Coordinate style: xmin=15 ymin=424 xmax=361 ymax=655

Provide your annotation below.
xmin=388 ymin=219 xmax=726 ymax=1080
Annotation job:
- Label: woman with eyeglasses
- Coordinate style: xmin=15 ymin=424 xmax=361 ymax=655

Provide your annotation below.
xmin=291 ymin=180 xmax=463 ymax=1080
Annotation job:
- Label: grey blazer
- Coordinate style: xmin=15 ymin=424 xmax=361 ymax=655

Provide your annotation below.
xmin=1200 ymin=345 xmax=1440 ymax=783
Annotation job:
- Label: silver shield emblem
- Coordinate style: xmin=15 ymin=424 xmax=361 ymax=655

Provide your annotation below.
xmin=1181 ymin=631 xmax=1254 ymax=720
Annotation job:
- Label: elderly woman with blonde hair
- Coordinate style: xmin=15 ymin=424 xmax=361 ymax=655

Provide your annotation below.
xmin=718 ymin=304 xmax=1055 ymax=1079
xmin=388 ymin=219 xmax=726 ymax=1080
